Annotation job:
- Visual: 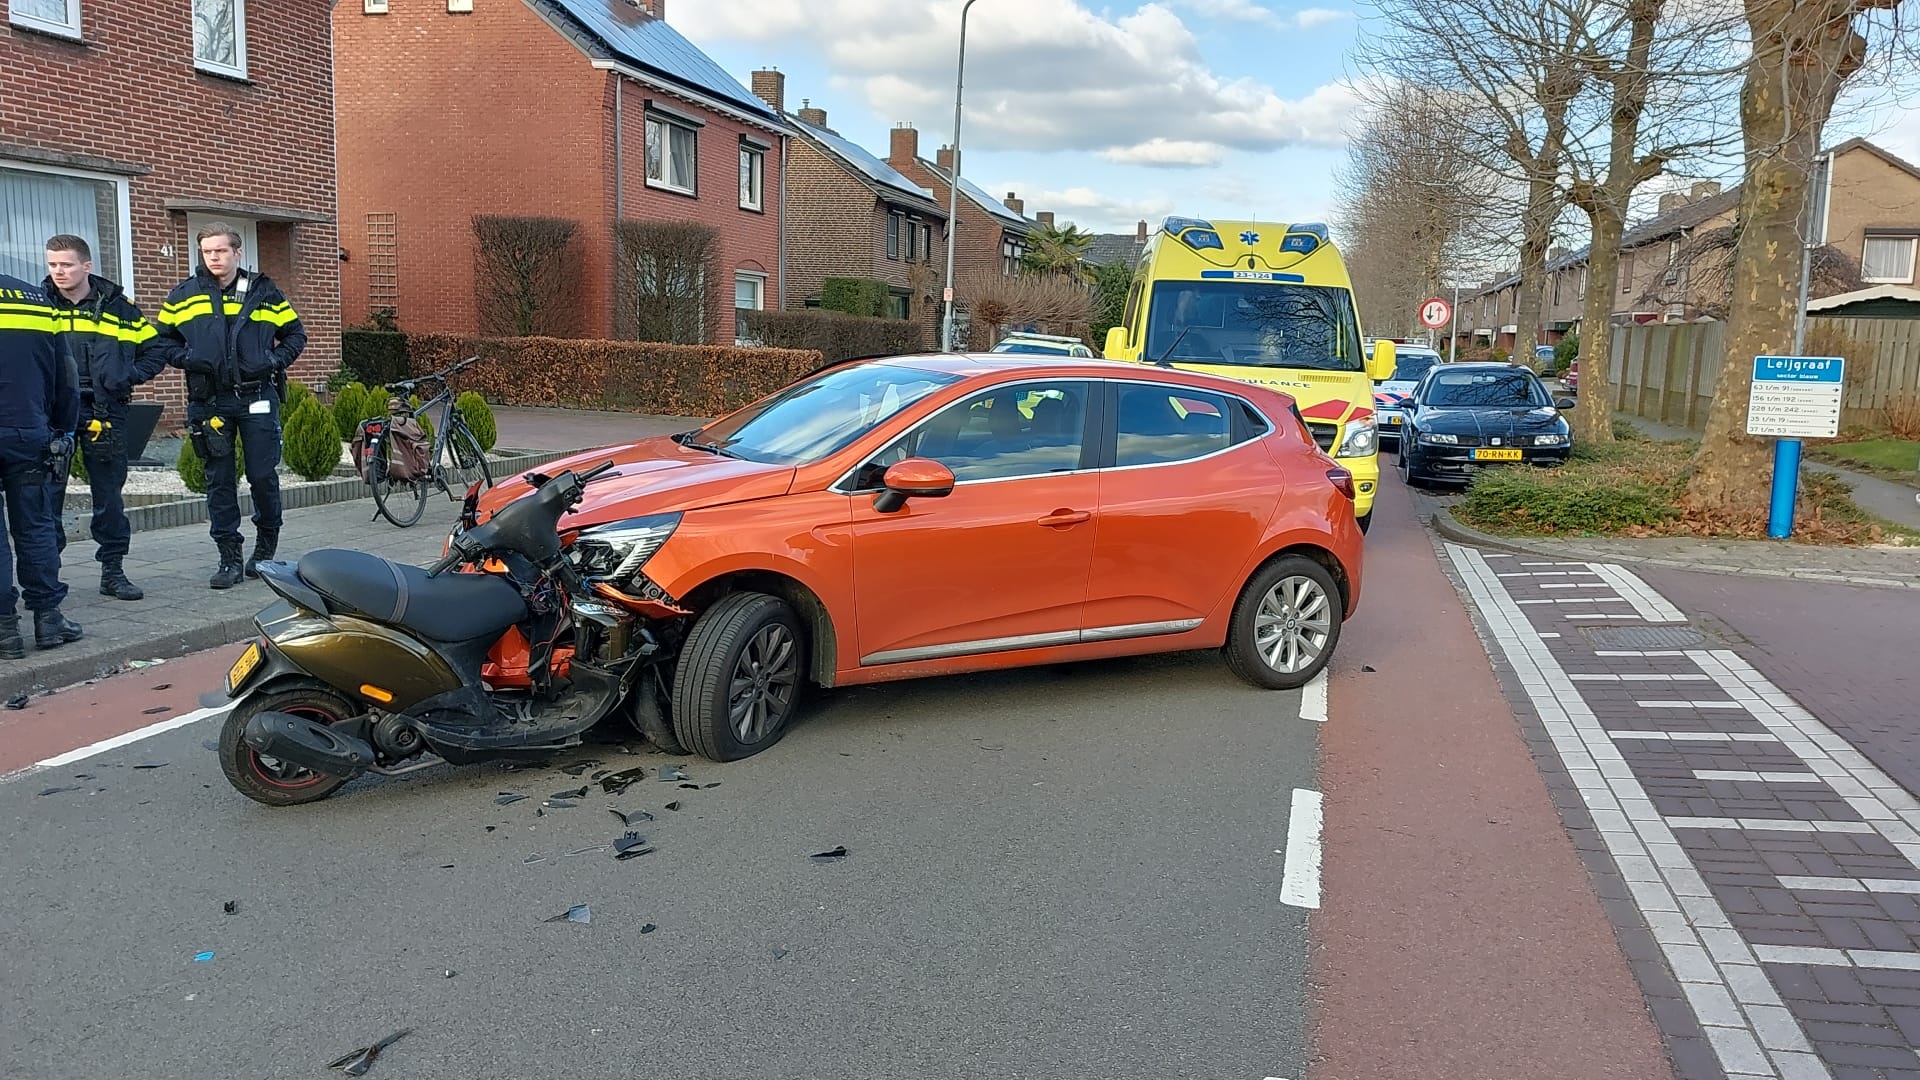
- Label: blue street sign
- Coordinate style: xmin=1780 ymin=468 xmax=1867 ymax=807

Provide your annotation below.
xmin=1752 ymin=356 xmax=1844 ymax=383
xmin=1746 ymin=355 xmax=1846 ymax=540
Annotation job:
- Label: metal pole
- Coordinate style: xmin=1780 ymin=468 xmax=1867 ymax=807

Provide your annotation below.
xmin=940 ymin=0 xmax=981 ymax=353
xmin=1449 ymin=283 xmax=1459 ymax=362
xmin=1770 ymin=150 xmax=1828 ymax=540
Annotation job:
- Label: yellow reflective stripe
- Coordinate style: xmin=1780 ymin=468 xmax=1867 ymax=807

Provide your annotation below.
xmin=123 ymin=320 xmax=158 ymax=344
xmin=249 ymin=306 xmax=298 ymax=327
xmin=0 ymin=312 xmax=60 ymax=332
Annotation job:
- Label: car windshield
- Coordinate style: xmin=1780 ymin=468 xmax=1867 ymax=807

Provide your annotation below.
xmin=1391 ymin=351 xmax=1440 ymax=381
xmin=1423 ymin=369 xmax=1552 ymax=408
xmin=1143 ymin=281 xmax=1364 ymax=372
xmin=689 ymin=362 xmax=962 ymax=466
xmin=992 ymin=342 xmax=1071 ymax=354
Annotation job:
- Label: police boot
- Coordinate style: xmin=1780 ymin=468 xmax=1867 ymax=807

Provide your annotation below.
xmin=100 ymin=558 xmax=144 ymax=601
xmin=245 ymin=529 xmax=280 ymax=579
xmin=0 ymin=615 xmax=24 ymax=660
xmin=210 ymin=539 xmax=246 ymax=590
xmin=34 ymin=609 xmax=83 ymax=649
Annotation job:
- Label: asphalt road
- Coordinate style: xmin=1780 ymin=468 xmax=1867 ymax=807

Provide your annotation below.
xmin=1 ymin=646 xmax=1318 ymax=1079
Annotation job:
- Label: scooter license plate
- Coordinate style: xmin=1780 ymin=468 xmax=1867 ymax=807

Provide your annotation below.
xmin=227 ymin=641 xmax=263 ymax=693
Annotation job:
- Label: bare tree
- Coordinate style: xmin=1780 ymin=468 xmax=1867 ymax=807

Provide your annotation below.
xmin=1687 ymin=0 xmax=1907 ymax=517
xmin=472 ymin=216 xmax=580 ymax=337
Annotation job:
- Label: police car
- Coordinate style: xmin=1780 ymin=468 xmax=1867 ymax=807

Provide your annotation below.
xmin=1368 ymin=341 xmax=1443 ymax=450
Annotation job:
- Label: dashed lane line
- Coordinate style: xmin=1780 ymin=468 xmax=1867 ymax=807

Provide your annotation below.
xmin=1279 ymin=788 xmax=1323 ymax=909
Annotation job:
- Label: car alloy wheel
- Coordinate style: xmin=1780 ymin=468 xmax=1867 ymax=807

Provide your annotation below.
xmin=1255 ymin=574 xmax=1333 ymax=674
xmin=729 ymin=622 xmax=799 ymax=744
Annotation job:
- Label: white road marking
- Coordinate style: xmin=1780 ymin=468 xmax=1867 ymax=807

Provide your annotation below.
xmin=1638 ymin=700 xmax=1746 ymax=709
xmin=1566 ymin=614 xmax=1644 ymax=621
xmin=1752 ymin=945 xmax=1920 ymax=971
xmin=1518 ymin=597 xmax=1634 ymax=605
xmin=1300 ymin=671 xmax=1328 ymax=724
xmin=1585 ymin=563 xmax=1688 ymax=623
xmin=1539 ymin=632 xmax=1560 ymax=638
xmin=1499 ymin=570 xmax=1597 ymax=577
xmin=1664 ymin=816 xmax=1878 ymax=834
xmin=1571 ymin=674 xmax=1712 ymax=682
xmin=32 ymin=706 xmax=229 ymax=770
xmin=1542 ymin=582 xmax=1613 ymax=589
xmin=1610 ymin=731 xmax=1782 ymax=743
xmin=1595 ymin=650 xmax=1685 ymax=657
xmin=1693 ymin=770 xmax=1823 ymax=784
xmin=1779 ymin=876 xmax=1920 ymax=894
xmin=1279 ymin=789 xmax=1323 ymax=909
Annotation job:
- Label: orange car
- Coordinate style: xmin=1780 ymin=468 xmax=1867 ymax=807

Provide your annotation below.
xmin=473 ymin=354 xmax=1365 ymax=760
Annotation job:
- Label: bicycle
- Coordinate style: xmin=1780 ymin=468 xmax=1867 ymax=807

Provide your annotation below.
xmin=365 ymin=355 xmax=495 ymax=528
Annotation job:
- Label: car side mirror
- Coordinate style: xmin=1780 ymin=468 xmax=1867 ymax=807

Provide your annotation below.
xmin=872 ymin=457 xmax=955 ymax=514
xmin=1104 ymin=325 xmax=1130 ymax=360
xmin=1554 ymin=397 xmax=1576 ymax=410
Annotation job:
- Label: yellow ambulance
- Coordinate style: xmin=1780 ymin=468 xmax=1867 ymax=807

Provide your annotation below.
xmin=1102 ymin=217 xmax=1395 ymax=531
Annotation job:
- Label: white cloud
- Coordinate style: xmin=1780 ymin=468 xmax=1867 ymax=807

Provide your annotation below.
xmin=1172 ymin=0 xmax=1350 ymax=28
xmin=1102 ymin=138 xmax=1228 ymax=168
xmin=999 ymin=185 xmax=1180 ymax=233
xmin=1294 ymin=7 xmax=1350 ymax=29
xmin=674 ymin=0 xmax=1362 ymax=155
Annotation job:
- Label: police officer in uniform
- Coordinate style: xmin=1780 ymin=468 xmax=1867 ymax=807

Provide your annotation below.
xmin=153 ymin=222 xmax=306 ymax=589
xmin=44 ymin=235 xmax=166 ymax=601
xmin=0 ymin=272 xmax=85 ymax=657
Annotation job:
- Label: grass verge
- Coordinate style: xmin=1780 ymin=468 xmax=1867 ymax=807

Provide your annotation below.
xmin=1809 ymin=438 xmax=1920 ymax=489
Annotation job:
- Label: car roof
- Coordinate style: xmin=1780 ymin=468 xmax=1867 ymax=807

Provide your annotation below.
xmin=999 ymin=332 xmax=1084 ymax=344
xmin=1434 ymin=361 xmax=1537 ymax=373
xmin=864 ymin=352 xmax=1303 ymax=401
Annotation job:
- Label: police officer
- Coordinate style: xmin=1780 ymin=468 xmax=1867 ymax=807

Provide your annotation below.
xmin=153 ymin=222 xmax=306 ymax=590
xmin=45 ymin=235 xmax=166 ymax=601
xmin=0 ymin=272 xmax=85 ymax=657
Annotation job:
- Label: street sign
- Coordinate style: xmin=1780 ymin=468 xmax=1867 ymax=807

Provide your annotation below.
xmin=1745 ymin=355 xmax=1844 ymax=439
xmin=1418 ymin=297 xmax=1452 ymax=330
xmin=943 ymin=287 xmax=954 ymax=303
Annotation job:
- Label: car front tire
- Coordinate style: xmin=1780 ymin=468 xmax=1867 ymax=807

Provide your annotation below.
xmin=671 ymin=592 xmax=807 ymax=762
xmin=1222 ymin=555 xmax=1343 ymax=691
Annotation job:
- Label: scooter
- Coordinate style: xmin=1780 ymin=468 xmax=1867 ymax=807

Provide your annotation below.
xmin=215 ymin=460 xmax=655 ymax=806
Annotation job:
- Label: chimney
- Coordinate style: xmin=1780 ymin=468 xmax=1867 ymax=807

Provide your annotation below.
xmin=1690 ymin=180 xmax=1722 ymax=200
xmin=1135 ymin=219 xmax=1148 ymax=244
xmin=796 ymin=100 xmax=827 ymax=129
xmin=888 ymin=124 xmax=919 ymax=168
xmin=750 ymin=69 xmax=785 ymax=115
xmin=1004 ymin=192 xmax=1025 ymax=215
xmin=936 ymin=145 xmax=954 ymax=173
xmin=642 ymin=0 xmax=664 ymax=18
xmin=1658 ymin=192 xmax=1688 ymax=215
xmin=1036 ymin=211 xmax=1054 ymax=228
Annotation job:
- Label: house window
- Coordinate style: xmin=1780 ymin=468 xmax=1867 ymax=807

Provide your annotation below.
xmin=734 ymin=271 xmax=765 ymax=313
xmin=1002 ymin=236 xmax=1027 ymax=276
xmin=739 ymin=145 xmax=764 ymax=212
xmin=916 ymin=223 xmax=932 ymax=263
xmin=446 ymin=0 xmax=471 ymax=10
xmin=645 ymin=115 xmax=698 ymax=195
xmin=1863 ymin=235 xmax=1918 ymax=284
xmin=905 ymin=219 xmax=921 ymax=262
xmin=10 ymin=0 xmax=81 ymax=38
xmin=1552 ymin=272 xmax=1560 ymax=306
xmin=886 ymin=212 xmax=903 ymax=260
xmin=1665 ymin=239 xmax=1680 ymax=284
xmin=1621 ymin=251 xmax=1634 ymax=293
xmin=0 ymin=161 xmax=130 ymax=287
xmin=363 ymin=0 xmax=386 ymax=11
xmin=193 ymin=0 xmax=248 ymax=79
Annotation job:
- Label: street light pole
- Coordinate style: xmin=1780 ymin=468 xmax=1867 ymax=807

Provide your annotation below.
xmin=940 ymin=0 xmax=982 ymax=353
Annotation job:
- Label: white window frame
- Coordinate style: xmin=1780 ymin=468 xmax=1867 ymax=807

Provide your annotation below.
xmin=193 ymin=0 xmax=249 ymax=80
xmin=739 ymin=145 xmax=764 ymax=212
xmin=733 ymin=271 xmax=766 ymax=313
xmin=0 ymin=158 xmax=134 ymax=290
xmin=645 ymin=115 xmax=698 ymax=196
xmin=447 ymin=0 xmax=472 ymax=10
xmin=10 ymin=0 xmax=82 ymax=40
xmin=363 ymin=0 xmax=387 ymax=11
xmin=1862 ymin=235 xmax=1918 ymax=285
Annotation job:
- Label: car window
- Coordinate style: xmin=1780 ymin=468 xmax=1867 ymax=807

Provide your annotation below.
xmin=692 ymin=361 xmax=962 ymax=466
xmin=991 ymin=342 xmax=1068 ymax=355
xmin=1423 ymin=369 xmax=1551 ymax=408
xmin=868 ymin=380 xmax=1091 ymax=483
xmin=1114 ymin=384 xmax=1245 ymax=467
xmin=1391 ymin=350 xmax=1440 ymax=381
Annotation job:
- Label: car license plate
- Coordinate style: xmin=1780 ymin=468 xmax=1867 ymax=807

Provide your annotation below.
xmin=1472 ymin=448 xmax=1523 ymax=461
xmin=1389 ymin=415 xmax=1403 ymax=425
xmin=227 ymin=641 xmax=263 ymax=692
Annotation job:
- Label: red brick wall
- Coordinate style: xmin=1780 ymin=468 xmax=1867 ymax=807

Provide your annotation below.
xmin=334 ymin=0 xmax=781 ymax=345
xmin=888 ymin=147 xmax=1024 ymax=295
xmin=1 ymin=0 xmax=341 ymax=425
xmin=781 ymin=138 xmax=880 ymax=308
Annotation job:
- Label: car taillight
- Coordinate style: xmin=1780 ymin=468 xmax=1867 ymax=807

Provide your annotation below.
xmin=1326 ymin=467 xmax=1356 ymax=500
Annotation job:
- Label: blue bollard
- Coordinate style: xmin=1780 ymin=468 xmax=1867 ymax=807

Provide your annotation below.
xmin=1767 ymin=438 xmax=1801 ymax=540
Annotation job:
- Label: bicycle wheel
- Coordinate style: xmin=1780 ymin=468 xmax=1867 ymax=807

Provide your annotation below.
xmin=441 ymin=422 xmax=493 ymax=499
xmin=370 ymin=436 xmax=428 ymax=527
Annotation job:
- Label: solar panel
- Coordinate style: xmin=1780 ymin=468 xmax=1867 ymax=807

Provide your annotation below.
xmin=797 ymin=120 xmax=937 ymax=202
xmin=548 ymin=0 xmax=776 ymax=120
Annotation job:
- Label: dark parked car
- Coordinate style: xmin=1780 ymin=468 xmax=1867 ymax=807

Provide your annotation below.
xmin=1397 ymin=362 xmax=1574 ymax=486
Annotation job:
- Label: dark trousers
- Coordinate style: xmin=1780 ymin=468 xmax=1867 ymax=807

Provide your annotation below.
xmin=0 ymin=429 xmax=68 ymax=618
xmin=52 ymin=401 xmax=133 ymax=563
xmin=188 ymin=393 xmax=283 ymax=547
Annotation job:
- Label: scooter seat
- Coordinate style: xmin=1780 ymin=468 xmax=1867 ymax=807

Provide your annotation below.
xmin=297 ymin=549 xmax=528 ymax=644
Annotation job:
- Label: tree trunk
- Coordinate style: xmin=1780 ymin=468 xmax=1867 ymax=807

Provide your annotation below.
xmin=1686 ymin=0 xmax=1870 ymax=516
xmin=1514 ymin=172 xmax=1556 ymax=363
xmin=1573 ymin=206 xmax=1626 ymax=443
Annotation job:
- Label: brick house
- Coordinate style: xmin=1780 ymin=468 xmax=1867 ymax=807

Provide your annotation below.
xmin=884 ymin=125 xmax=1038 ymax=340
xmin=746 ymin=74 xmax=947 ymax=345
xmin=333 ymin=0 xmax=785 ymax=345
xmin=2 ymin=0 xmax=341 ymax=423
xmin=1085 ymin=221 xmax=1150 ymax=269
xmin=1458 ymin=137 xmax=1920 ymax=351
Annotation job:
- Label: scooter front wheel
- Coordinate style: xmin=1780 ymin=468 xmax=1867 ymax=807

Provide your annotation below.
xmin=219 ymin=683 xmax=358 ymax=806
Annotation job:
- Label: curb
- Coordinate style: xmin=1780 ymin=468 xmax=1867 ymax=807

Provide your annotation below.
xmin=1425 ymin=506 xmax=1920 ymax=592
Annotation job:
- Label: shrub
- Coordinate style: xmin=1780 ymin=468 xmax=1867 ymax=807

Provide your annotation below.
xmin=411 ymin=394 xmax=434 ymax=444
xmin=283 ymin=395 xmax=344 ymax=481
xmin=341 ymin=330 xmax=410 ymax=387
xmin=820 ymin=277 xmax=890 ymax=318
xmin=614 ymin=220 xmax=719 ymax=344
xmin=473 ymin=215 xmax=581 ymax=337
xmin=177 ymin=438 xmax=205 ymax=493
xmin=738 ymin=309 xmax=926 ymax=362
xmin=959 ymin=270 xmax=1093 ymax=350
xmin=284 ymin=380 xmax=314 ymax=412
xmin=71 ymin=444 xmax=87 ymax=483
xmin=332 ymin=382 xmax=382 ymax=441
xmin=457 ymin=390 xmax=497 ymax=452
xmin=1884 ymin=394 xmax=1920 ymax=441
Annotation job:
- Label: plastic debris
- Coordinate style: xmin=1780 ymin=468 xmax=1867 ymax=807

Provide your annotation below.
xmin=327 ymin=1028 xmax=411 ymax=1076
xmin=4 ymin=693 xmax=28 ymax=710
xmin=523 ymin=854 xmax=546 ymax=865
xmin=640 ymin=923 xmax=657 ymax=934
xmin=664 ymin=801 xmax=681 ymax=812
xmin=129 ymin=659 xmax=166 ymax=668
xmin=141 ymin=706 xmax=169 ymax=715
xmin=38 ymin=785 xmax=83 ymax=796
xmin=1363 ymin=665 xmax=1377 ymax=673
xmin=484 ymin=826 xmax=497 ymax=833
xmin=679 ymin=783 xmax=700 ymax=790
xmin=443 ymin=970 xmax=457 ymax=979
xmin=614 ymin=833 xmax=653 ymax=861
xmin=193 ymin=951 xmax=215 ymax=963
xmin=134 ymin=761 xmax=168 ymax=769
xmin=772 ymin=948 xmax=789 ymax=960
xmin=545 ymin=904 xmax=592 ymax=924
xmin=223 ymin=901 xmax=238 ymax=915
xmin=598 ymin=767 xmax=647 ymax=796
xmin=152 ymin=683 xmax=172 ymax=691
xmin=494 ymin=793 xmax=529 ymax=806
xmin=551 ymin=785 xmax=589 ymax=800
xmin=543 ymin=799 xmax=578 ymax=809
xmin=559 ymin=760 xmax=602 ymax=777
xmin=610 ymin=808 xmax=653 ymax=826
xmin=702 ymin=782 xmax=721 ymax=789
xmin=810 ymin=845 xmax=849 ymax=861
xmin=659 ymin=765 xmax=687 ymax=782
xmin=590 ymin=769 xmax=612 ymax=781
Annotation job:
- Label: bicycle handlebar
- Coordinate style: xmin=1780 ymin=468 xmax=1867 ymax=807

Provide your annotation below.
xmin=385 ymin=355 xmax=482 ymax=395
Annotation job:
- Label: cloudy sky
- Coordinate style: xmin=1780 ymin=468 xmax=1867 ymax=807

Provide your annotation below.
xmin=673 ymin=0 xmax=1920 ymax=240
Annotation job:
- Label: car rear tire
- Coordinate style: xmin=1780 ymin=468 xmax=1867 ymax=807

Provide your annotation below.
xmin=670 ymin=592 xmax=807 ymax=762
xmin=1222 ymin=555 xmax=1343 ymax=691
xmin=1398 ymin=444 xmax=1419 ymax=488
xmin=627 ymin=671 xmax=686 ymax=755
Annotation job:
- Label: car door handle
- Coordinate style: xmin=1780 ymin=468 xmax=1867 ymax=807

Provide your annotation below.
xmin=1036 ymin=509 xmax=1091 ymax=527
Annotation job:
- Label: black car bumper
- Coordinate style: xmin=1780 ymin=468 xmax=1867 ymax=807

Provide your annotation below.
xmin=1407 ymin=443 xmax=1570 ymax=481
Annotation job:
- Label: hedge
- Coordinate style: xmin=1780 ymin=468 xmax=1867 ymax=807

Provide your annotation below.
xmin=820 ymin=277 xmax=889 ymax=318
xmin=404 ymin=334 xmax=825 ymax=417
xmin=342 ymin=330 xmax=410 ymax=387
xmin=739 ymin=309 xmax=927 ymax=363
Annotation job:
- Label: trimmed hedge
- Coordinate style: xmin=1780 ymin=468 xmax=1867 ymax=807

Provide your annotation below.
xmin=342 ymin=330 xmax=410 ymax=386
xmin=457 ymin=390 xmax=498 ymax=452
xmin=739 ymin=309 xmax=926 ymax=362
xmin=283 ymin=395 xmax=344 ymax=481
xmin=821 ymin=277 xmax=889 ymax=318
xmin=405 ymin=334 xmax=825 ymax=417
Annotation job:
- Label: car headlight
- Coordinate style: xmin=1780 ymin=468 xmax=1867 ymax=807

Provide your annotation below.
xmin=1421 ymin=432 xmax=1460 ymax=445
xmin=572 ymin=513 xmax=682 ymax=582
xmin=1335 ymin=416 xmax=1377 ymax=457
xmin=1533 ymin=433 xmax=1569 ymax=447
